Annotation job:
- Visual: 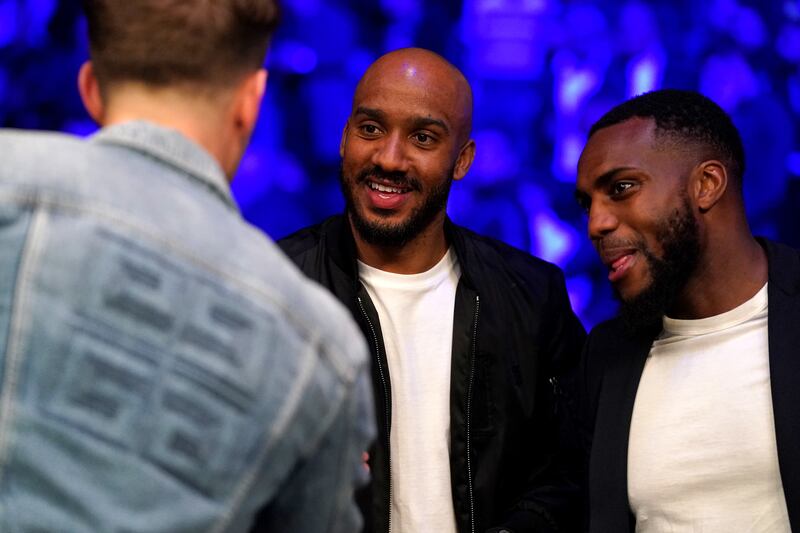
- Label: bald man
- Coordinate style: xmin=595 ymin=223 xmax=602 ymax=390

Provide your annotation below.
xmin=279 ymin=48 xmax=586 ymax=533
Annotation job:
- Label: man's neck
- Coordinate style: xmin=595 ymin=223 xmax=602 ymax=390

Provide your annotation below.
xmin=351 ymin=216 xmax=450 ymax=275
xmin=669 ymin=233 xmax=768 ymax=320
xmin=102 ymin=84 xmax=235 ymax=180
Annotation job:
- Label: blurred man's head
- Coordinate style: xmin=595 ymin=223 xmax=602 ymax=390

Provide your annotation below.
xmin=575 ymin=89 xmax=746 ymax=329
xmin=338 ymin=48 xmax=475 ymax=248
xmin=78 ymin=0 xmax=280 ymax=178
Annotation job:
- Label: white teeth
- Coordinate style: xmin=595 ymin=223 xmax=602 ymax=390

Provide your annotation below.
xmin=369 ymin=182 xmax=404 ymax=194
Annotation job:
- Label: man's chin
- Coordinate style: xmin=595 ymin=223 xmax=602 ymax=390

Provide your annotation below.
xmin=611 ymin=282 xmax=639 ymax=305
xmin=616 ymin=283 xmax=669 ymax=333
xmin=350 ymin=211 xmax=414 ymax=248
xmin=359 ymin=208 xmax=406 ymax=224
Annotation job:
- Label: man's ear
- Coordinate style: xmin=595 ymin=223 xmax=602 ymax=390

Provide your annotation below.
xmin=77 ymin=61 xmax=105 ymax=124
xmin=233 ymin=68 xmax=268 ymax=135
xmin=694 ymin=160 xmax=728 ymax=212
xmin=453 ymin=139 xmax=476 ymax=181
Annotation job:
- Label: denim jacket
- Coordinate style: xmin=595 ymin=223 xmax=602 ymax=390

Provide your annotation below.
xmin=0 ymin=121 xmax=374 ymax=532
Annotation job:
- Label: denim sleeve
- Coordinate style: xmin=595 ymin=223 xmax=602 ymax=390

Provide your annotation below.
xmin=250 ymin=362 xmax=375 ymax=533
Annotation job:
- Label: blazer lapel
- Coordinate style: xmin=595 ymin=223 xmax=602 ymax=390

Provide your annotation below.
xmin=590 ymin=326 xmax=656 ymax=532
xmin=764 ymin=239 xmax=800 ymax=530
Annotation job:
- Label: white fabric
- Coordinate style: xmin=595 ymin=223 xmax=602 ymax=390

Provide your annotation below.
xmin=628 ymin=283 xmax=791 ymax=532
xmin=358 ymin=249 xmax=460 ymax=533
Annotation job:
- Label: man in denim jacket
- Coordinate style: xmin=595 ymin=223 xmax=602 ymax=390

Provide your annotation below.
xmin=0 ymin=1 xmax=374 ymax=531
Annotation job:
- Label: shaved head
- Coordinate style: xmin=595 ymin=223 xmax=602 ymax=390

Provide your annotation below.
xmin=353 ymin=48 xmax=473 ymax=144
xmin=339 ymin=47 xmax=476 ymax=256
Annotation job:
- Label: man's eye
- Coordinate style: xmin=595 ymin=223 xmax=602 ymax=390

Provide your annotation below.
xmin=413 ymin=132 xmax=434 ymax=144
xmin=361 ymin=124 xmax=380 ymax=135
xmin=611 ymin=181 xmax=634 ymax=195
xmin=574 ymin=191 xmax=591 ymax=213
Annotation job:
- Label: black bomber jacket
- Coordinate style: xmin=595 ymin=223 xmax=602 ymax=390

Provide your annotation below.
xmin=278 ymin=215 xmax=586 ymax=533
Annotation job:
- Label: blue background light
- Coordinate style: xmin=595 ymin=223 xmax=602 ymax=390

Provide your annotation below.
xmin=1 ymin=0 xmax=798 ymax=328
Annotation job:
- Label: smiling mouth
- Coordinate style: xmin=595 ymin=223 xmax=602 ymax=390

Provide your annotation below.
xmin=610 ymin=254 xmax=632 ymax=279
xmin=600 ymin=248 xmax=639 ymax=283
xmin=362 ymin=178 xmax=414 ymax=211
xmin=368 ymin=181 xmax=408 ymax=194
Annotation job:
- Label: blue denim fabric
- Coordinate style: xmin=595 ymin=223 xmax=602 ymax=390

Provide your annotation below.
xmin=0 ymin=121 xmax=374 ymax=532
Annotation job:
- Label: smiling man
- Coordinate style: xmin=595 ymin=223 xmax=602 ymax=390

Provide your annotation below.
xmin=574 ymin=89 xmax=800 ymax=532
xmin=280 ymin=48 xmax=586 ymax=532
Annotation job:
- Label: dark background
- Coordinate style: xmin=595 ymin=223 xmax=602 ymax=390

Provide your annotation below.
xmin=1 ymin=0 xmax=798 ymax=327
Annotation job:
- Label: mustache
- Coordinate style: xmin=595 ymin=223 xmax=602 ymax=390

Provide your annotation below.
xmin=594 ymin=237 xmax=643 ymax=254
xmin=355 ymin=166 xmax=422 ymax=191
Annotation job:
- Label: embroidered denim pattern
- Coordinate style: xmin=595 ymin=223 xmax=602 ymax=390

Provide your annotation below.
xmin=0 ymin=122 xmax=374 ymax=533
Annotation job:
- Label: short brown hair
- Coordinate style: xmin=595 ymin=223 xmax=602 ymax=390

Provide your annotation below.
xmin=83 ymin=0 xmax=280 ymax=89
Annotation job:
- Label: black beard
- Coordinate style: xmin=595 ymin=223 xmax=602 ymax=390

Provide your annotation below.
xmin=339 ymin=164 xmax=454 ymax=248
xmin=617 ymin=199 xmax=701 ymax=332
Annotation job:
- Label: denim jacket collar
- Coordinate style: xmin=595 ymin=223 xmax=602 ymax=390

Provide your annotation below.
xmin=90 ymin=120 xmax=237 ymax=211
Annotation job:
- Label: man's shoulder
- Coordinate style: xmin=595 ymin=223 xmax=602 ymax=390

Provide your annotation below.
xmin=586 ymin=316 xmax=628 ymax=345
xmin=584 ymin=316 xmax=659 ymax=371
xmin=278 ymin=220 xmax=327 ymax=256
xmin=277 ymin=215 xmax=350 ymax=275
xmin=0 ymin=129 xmax=86 ymax=177
xmin=278 ymin=215 xmax=343 ymax=257
xmin=763 ymin=238 xmax=800 ymax=291
xmin=0 ymin=128 xmax=81 ymax=146
xmin=0 ymin=128 xmax=87 ymax=160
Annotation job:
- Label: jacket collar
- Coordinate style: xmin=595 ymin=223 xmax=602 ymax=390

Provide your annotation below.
xmin=325 ymin=213 xmax=476 ymax=289
xmin=588 ymin=320 xmax=657 ymax=532
xmin=761 ymin=237 xmax=800 ymax=529
xmin=90 ymin=120 xmax=237 ymax=211
xmin=323 ymin=214 xmax=361 ymax=291
xmin=761 ymin=237 xmax=800 ymax=296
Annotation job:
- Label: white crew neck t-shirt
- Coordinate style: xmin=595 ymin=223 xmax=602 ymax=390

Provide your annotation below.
xmin=358 ymin=248 xmax=460 ymax=533
xmin=628 ymin=283 xmax=790 ymax=532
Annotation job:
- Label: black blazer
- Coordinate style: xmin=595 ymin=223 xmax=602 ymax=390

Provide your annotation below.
xmin=582 ymin=239 xmax=800 ymax=532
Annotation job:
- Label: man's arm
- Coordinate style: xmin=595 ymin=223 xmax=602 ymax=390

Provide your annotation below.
xmin=490 ymin=268 xmax=588 ymax=533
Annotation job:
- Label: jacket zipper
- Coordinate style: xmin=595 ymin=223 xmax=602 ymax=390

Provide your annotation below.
xmin=357 ymin=296 xmax=392 ymax=533
xmin=466 ymin=294 xmax=480 ymax=533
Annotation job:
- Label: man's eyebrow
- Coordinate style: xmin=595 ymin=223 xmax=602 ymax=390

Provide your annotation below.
xmin=574 ymin=166 xmax=635 ymax=206
xmin=410 ymin=116 xmax=449 ymax=135
xmin=353 ymin=107 xmax=450 ymax=135
xmin=590 ymin=167 xmax=634 ymax=190
xmin=354 ymin=106 xmax=386 ymax=121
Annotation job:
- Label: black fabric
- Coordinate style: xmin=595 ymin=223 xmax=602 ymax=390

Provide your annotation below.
xmin=278 ymin=214 xmax=587 ymax=533
xmin=582 ymin=238 xmax=800 ymax=532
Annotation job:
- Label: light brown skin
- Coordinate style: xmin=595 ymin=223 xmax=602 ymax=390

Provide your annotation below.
xmin=339 ymin=48 xmax=476 ymax=274
xmin=575 ymin=117 xmax=767 ymax=319
xmin=77 ymin=61 xmax=267 ymax=181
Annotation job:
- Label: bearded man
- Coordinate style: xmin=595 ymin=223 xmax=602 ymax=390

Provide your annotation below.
xmin=280 ymin=47 xmax=586 ymax=532
xmin=574 ymin=89 xmax=800 ymax=532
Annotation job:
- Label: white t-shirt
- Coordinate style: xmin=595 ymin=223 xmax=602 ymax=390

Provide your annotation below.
xmin=628 ymin=283 xmax=791 ymax=532
xmin=358 ymin=249 xmax=460 ymax=533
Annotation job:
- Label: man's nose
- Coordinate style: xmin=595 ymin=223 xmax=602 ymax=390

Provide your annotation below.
xmin=371 ymin=133 xmax=409 ymax=173
xmin=587 ymin=202 xmax=619 ymax=240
